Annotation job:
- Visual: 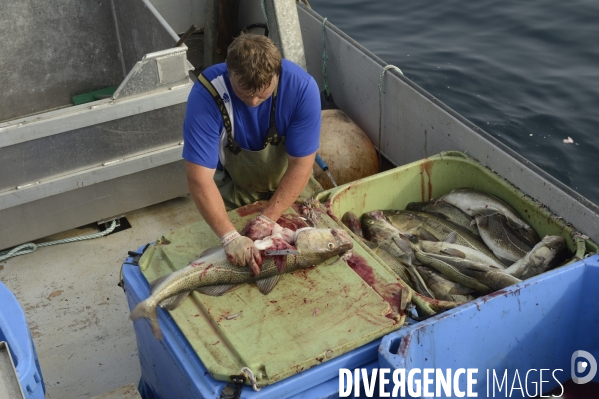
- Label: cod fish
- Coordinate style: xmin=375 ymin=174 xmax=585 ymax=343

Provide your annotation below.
xmin=383 ymin=210 xmax=505 ymax=266
xmin=416 ymin=266 xmax=476 ymax=302
xmin=361 ymin=211 xmax=435 ymax=298
xmin=439 ymin=188 xmax=540 ymax=246
xmin=475 ymin=213 xmax=532 ymax=264
xmin=505 ymin=235 xmax=566 ymax=279
xmin=130 ymin=228 xmax=353 ymax=339
xmin=407 ymin=201 xmax=479 ymax=236
xmin=418 ymin=240 xmax=505 ymax=270
xmin=342 ymin=211 xmax=364 ymax=238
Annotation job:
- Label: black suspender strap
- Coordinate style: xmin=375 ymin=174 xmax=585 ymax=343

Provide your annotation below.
xmin=198 ymin=73 xmax=242 ymax=155
xmin=263 ymin=84 xmax=282 ymax=148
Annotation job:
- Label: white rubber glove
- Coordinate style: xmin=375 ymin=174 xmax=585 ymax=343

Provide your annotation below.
xmin=221 ymin=230 xmax=261 ymax=275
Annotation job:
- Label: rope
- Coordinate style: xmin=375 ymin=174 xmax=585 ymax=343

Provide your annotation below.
xmin=378 ymin=65 xmax=404 ymax=171
xmin=322 ymin=18 xmax=330 ymax=97
xmin=241 ymin=367 xmax=261 ymax=391
xmin=0 ymin=219 xmax=118 ymax=262
xmin=260 ymin=0 xmax=270 ymax=36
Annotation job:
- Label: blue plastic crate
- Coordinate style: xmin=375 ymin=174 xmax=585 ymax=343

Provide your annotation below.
xmin=122 ymin=249 xmax=385 ymax=399
xmin=0 ymin=282 xmax=45 ymax=399
xmin=378 ymin=255 xmax=599 ymax=398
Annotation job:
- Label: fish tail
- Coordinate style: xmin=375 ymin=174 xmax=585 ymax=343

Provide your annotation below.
xmin=130 ymin=299 xmax=163 ymax=340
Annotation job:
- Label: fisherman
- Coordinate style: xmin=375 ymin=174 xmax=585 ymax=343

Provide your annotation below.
xmin=183 ymin=34 xmax=323 ymax=276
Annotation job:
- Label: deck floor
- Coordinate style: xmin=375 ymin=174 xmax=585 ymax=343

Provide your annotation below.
xmin=0 ymin=196 xmax=201 ymax=399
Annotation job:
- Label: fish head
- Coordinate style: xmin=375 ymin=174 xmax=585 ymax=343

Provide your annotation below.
xmin=382 ymin=210 xmax=425 ymax=231
xmin=294 ymin=228 xmax=353 ymax=258
xmin=541 ymin=235 xmax=566 ymax=253
xmin=361 ymin=212 xmax=399 ymax=242
xmin=528 ymin=235 xmax=567 ymax=270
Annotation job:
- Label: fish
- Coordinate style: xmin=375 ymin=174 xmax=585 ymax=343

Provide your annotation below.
xmin=361 ymin=211 xmax=435 ymax=298
xmin=504 ymin=235 xmax=566 ymax=279
xmin=406 ymin=201 xmax=479 ymax=236
xmin=418 ymin=250 xmax=522 ymax=292
xmin=383 ymin=210 xmax=505 ymax=266
xmin=415 ymin=266 xmax=476 ymax=303
xmin=475 ymin=213 xmax=532 ymax=264
xmin=418 ymin=240 xmax=505 ymax=270
xmin=408 ymin=241 xmax=492 ymax=294
xmin=438 ymin=188 xmax=540 ymax=246
xmin=342 ymin=211 xmax=364 ymax=238
xmin=130 ymin=228 xmax=353 ymax=339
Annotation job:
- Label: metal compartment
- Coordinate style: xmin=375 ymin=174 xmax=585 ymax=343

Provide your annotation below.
xmin=0 ymin=0 xmax=194 ymax=250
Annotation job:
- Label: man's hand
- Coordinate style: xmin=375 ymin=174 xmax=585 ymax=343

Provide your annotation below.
xmin=241 ymin=214 xmax=276 ymax=241
xmin=221 ymin=231 xmax=261 ymax=275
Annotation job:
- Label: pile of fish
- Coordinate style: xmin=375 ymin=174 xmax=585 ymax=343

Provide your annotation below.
xmin=342 ymin=188 xmax=568 ymax=315
xmin=131 ymin=227 xmax=353 ymax=339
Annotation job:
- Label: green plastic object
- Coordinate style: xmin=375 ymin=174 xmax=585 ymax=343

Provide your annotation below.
xmin=71 ymin=86 xmax=116 ymax=105
xmin=316 ymin=151 xmax=597 ymax=266
xmin=138 ymin=203 xmax=406 ymax=387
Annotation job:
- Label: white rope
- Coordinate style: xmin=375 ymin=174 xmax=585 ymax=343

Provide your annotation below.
xmin=0 ymin=219 xmax=118 ymax=262
xmin=241 ymin=367 xmax=261 ymax=391
xmin=378 ymin=65 xmax=404 ymax=171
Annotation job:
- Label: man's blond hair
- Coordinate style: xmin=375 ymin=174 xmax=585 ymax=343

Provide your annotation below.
xmin=226 ymin=34 xmax=282 ymax=94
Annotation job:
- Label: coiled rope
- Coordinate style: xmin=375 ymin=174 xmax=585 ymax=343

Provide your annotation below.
xmin=0 ymin=219 xmax=118 ymax=262
xmin=378 ymin=65 xmax=403 ymax=171
xmin=241 ymin=367 xmax=261 ymax=391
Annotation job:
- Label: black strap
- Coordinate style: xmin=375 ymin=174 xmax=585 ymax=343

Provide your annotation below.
xmin=198 ymin=73 xmax=242 ymax=154
xmin=198 ymin=73 xmax=281 ymax=153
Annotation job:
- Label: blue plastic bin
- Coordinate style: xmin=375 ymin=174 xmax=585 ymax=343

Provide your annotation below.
xmin=377 ymin=255 xmax=599 ymax=398
xmin=122 ymin=250 xmax=384 ymax=399
xmin=0 ymin=282 xmax=45 ymax=399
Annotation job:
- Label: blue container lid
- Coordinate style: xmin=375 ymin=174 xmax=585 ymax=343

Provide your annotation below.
xmin=0 ymin=282 xmax=45 ymax=399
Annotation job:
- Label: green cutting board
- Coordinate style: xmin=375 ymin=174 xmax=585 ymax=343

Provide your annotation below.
xmin=138 ymin=201 xmax=406 ymax=387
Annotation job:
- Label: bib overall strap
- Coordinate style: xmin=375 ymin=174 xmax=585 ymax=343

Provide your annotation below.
xmin=263 ymin=84 xmax=282 ymax=148
xmin=198 ymin=73 xmax=242 ymax=155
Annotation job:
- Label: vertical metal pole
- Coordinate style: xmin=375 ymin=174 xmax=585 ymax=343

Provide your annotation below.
xmin=204 ymin=0 xmax=220 ymax=69
xmin=264 ymin=0 xmax=307 ymax=71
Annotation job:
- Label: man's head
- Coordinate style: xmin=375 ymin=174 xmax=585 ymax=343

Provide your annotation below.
xmin=226 ymin=34 xmax=282 ymax=107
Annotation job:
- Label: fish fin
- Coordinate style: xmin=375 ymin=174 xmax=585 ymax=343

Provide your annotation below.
xmin=441 ymin=248 xmax=466 ymax=258
xmin=392 ymin=236 xmax=413 ymax=253
xmin=199 ymin=246 xmax=223 ymax=258
xmin=475 ymin=215 xmax=489 ymax=227
xmin=130 ymin=300 xmax=162 ymax=340
xmin=256 ymin=275 xmax=281 ymax=295
xmin=464 ymin=264 xmax=489 ymax=272
xmin=444 ymin=231 xmax=458 ymax=244
xmin=418 ymin=228 xmax=438 ymax=242
xmin=149 ymin=275 xmax=170 ymax=294
xmin=196 ymin=284 xmax=236 ymax=296
xmin=159 ymin=291 xmax=191 ymax=310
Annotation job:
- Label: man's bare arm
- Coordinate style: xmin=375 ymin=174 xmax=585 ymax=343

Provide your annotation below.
xmin=185 ymin=161 xmax=236 ymax=238
xmin=261 ymin=152 xmax=316 ymax=221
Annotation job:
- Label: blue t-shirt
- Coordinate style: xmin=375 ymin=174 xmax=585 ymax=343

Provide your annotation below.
xmin=182 ymin=60 xmax=321 ymax=169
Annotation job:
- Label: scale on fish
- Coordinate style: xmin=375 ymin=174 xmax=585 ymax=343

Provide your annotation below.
xmin=130 ymin=228 xmax=353 ymax=339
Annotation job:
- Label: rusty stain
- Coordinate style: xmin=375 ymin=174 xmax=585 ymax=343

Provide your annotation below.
xmin=0 ymin=265 xmax=3 ymax=271
xmin=47 ymin=290 xmax=63 ymax=300
xmin=419 ymin=158 xmax=433 ymax=201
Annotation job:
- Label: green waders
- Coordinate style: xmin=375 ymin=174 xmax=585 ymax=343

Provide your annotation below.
xmin=199 ymin=73 xmax=323 ymax=210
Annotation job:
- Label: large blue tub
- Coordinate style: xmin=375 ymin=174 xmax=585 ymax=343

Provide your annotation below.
xmin=122 ymin=250 xmax=382 ymax=399
xmin=0 ymin=281 xmax=45 ymax=399
xmin=377 ymin=255 xmax=599 ymax=398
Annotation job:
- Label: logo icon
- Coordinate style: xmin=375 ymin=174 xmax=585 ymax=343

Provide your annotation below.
xmin=222 ymin=93 xmax=230 ymax=103
xmin=571 ymin=350 xmax=597 ymax=384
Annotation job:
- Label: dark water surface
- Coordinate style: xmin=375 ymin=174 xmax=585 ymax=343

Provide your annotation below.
xmin=310 ymin=0 xmax=599 ymax=205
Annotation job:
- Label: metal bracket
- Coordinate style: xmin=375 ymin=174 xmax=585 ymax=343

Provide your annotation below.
xmin=219 ymin=376 xmax=245 ymax=399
